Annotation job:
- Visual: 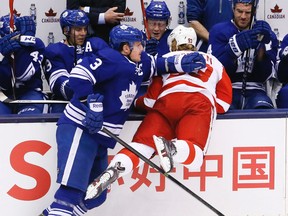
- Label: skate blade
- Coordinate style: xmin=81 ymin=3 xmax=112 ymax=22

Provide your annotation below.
xmin=153 ymin=135 xmax=171 ymax=173
xmin=85 ymin=183 xmax=99 ymax=200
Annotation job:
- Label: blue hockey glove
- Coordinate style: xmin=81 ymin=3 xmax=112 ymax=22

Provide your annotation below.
xmin=228 ymin=29 xmax=261 ymax=57
xmin=145 ymin=38 xmax=159 ymax=56
xmin=0 ymin=31 xmax=21 ymax=56
xmin=16 ymin=16 xmax=36 ymax=46
xmin=166 ymin=52 xmax=206 ymax=73
xmin=81 ymin=93 xmax=104 ymax=134
xmin=253 ymin=20 xmax=271 ymax=44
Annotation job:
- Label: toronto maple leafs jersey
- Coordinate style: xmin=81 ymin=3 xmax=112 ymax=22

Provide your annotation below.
xmin=276 ymin=34 xmax=288 ymax=83
xmin=44 ymin=37 xmax=108 ymax=100
xmin=156 ymin=29 xmax=172 ymax=57
xmin=0 ymin=38 xmax=45 ymax=97
xmin=208 ymin=20 xmax=278 ymax=90
xmin=58 ymin=47 xmax=155 ymax=148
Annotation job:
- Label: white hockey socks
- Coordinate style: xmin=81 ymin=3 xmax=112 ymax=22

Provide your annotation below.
xmin=173 ymin=140 xmax=204 ymax=170
xmin=109 ymin=142 xmax=155 ymax=177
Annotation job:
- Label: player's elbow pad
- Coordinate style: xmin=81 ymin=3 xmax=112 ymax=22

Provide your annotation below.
xmin=61 ymin=80 xmax=74 ymax=100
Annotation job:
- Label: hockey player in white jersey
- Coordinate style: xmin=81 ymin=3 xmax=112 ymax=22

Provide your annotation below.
xmin=0 ymin=14 xmax=47 ymax=114
xmin=85 ymin=25 xmax=232 ymax=203
xmin=44 ymin=9 xmax=109 ymax=113
xmin=39 ymin=24 xmax=202 ymax=216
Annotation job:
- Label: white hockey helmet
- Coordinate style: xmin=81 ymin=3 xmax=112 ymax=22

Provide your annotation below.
xmin=167 ymin=25 xmax=197 ymax=51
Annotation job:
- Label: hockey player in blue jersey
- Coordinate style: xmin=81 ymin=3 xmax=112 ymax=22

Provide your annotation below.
xmin=208 ymin=0 xmax=278 ymax=109
xmin=186 ymin=0 xmax=233 ymax=52
xmin=275 ymin=34 xmax=288 ymax=108
xmin=0 ymin=14 xmax=47 ymax=114
xmin=144 ymin=1 xmax=172 ymax=57
xmin=39 ymin=24 xmax=201 ymax=215
xmin=137 ymin=1 xmax=173 ymax=100
xmin=44 ymin=9 xmax=109 ymax=113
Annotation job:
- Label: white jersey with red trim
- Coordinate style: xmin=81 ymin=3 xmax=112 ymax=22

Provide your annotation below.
xmin=135 ymin=50 xmax=232 ymax=114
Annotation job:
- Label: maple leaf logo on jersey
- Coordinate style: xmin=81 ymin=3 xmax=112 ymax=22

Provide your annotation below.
xmin=119 ymin=81 xmax=138 ymax=110
xmin=135 ymin=63 xmax=143 ymax=76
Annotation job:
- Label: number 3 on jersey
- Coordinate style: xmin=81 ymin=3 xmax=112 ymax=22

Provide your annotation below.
xmin=90 ymin=58 xmax=102 ymax=70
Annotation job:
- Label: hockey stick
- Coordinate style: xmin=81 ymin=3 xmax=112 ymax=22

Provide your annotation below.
xmin=196 ymin=39 xmax=204 ymax=51
xmin=240 ymin=0 xmax=257 ymax=109
xmin=9 ymin=0 xmax=14 ymax=29
xmin=101 ymin=127 xmax=225 ymax=216
xmin=140 ymin=0 xmax=150 ymax=39
xmin=9 ymin=0 xmax=17 ymax=101
xmin=0 ymin=91 xmax=68 ymax=104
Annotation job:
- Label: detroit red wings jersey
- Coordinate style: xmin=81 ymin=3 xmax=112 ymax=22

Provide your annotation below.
xmin=135 ymin=50 xmax=232 ymax=114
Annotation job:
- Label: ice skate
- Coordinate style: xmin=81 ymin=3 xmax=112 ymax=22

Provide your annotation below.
xmin=153 ymin=135 xmax=177 ymax=173
xmin=85 ymin=162 xmax=125 ymax=200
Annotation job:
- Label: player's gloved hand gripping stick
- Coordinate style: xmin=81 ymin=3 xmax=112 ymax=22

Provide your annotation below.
xmin=0 ymin=32 xmax=21 ymax=56
xmin=0 ymin=16 xmax=37 ymax=56
xmin=145 ymin=38 xmax=159 ymax=56
xmin=252 ymin=20 xmax=271 ymax=44
xmin=16 ymin=16 xmax=36 ymax=46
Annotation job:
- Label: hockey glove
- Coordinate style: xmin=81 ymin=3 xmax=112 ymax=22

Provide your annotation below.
xmin=145 ymin=38 xmax=159 ymax=56
xmin=81 ymin=93 xmax=104 ymax=134
xmin=253 ymin=20 xmax=271 ymax=44
xmin=0 ymin=31 xmax=21 ymax=56
xmin=166 ymin=52 xmax=206 ymax=73
xmin=16 ymin=16 xmax=36 ymax=46
xmin=228 ymin=29 xmax=261 ymax=57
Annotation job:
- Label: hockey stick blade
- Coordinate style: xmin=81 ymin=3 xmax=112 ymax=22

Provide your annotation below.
xmin=101 ymin=127 xmax=225 ymax=216
xmin=0 ymin=91 xmax=68 ymax=104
